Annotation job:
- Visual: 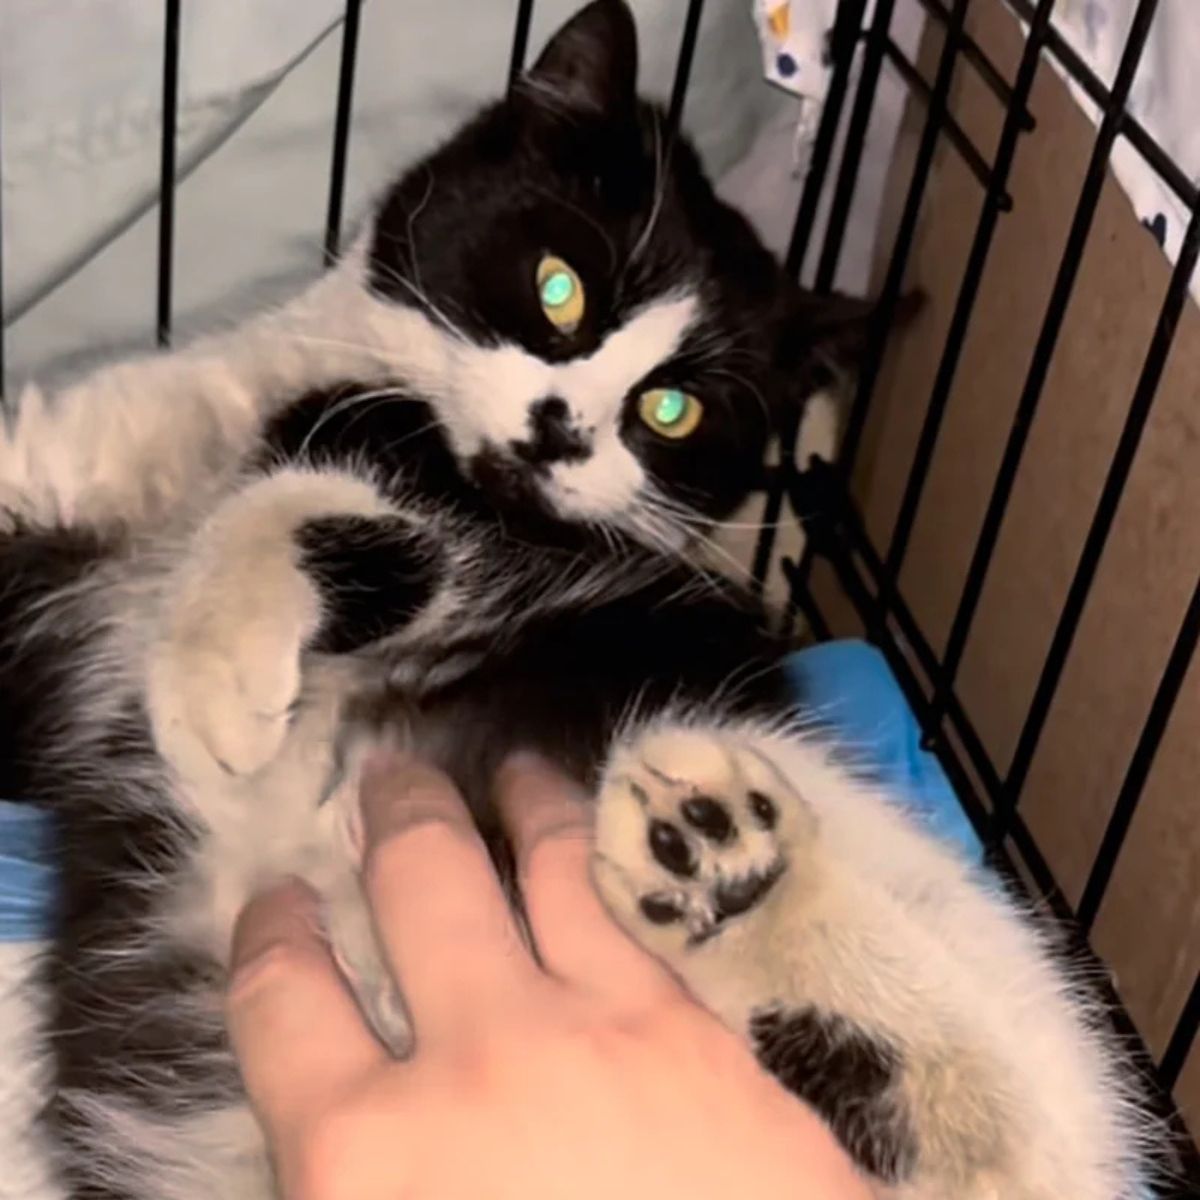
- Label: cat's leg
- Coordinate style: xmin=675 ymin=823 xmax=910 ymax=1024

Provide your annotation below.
xmin=590 ymin=717 xmax=1052 ymax=1200
xmin=145 ymin=465 xmax=440 ymax=784
xmin=590 ymin=718 xmax=919 ymax=1190
xmin=0 ymin=253 xmax=416 ymax=530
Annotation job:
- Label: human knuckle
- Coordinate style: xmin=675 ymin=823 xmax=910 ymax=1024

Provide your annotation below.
xmin=521 ymin=825 xmax=586 ymax=882
xmin=227 ymin=940 xmax=320 ymax=1010
xmin=366 ymin=816 xmax=474 ymax=881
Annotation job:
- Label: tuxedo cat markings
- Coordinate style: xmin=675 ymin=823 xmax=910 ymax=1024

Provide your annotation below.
xmin=0 ymin=3 xmax=1148 ymax=1200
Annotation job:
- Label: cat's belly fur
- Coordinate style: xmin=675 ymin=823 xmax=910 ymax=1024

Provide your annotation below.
xmin=34 ymin=657 xmax=545 ymax=1200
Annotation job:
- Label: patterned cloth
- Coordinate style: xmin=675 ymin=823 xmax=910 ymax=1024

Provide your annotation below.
xmin=1036 ymin=1 xmax=1199 ymax=303
xmin=750 ymin=1 xmax=1198 ymax=302
xmin=750 ymin=0 xmax=848 ymax=163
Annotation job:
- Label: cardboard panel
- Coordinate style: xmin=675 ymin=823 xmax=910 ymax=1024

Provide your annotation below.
xmin=852 ymin=0 xmax=1200 ymax=1125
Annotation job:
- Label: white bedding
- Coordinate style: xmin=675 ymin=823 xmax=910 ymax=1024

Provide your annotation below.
xmin=757 ymin=1 xmax=1198 ymax=303
xmin=0 ymin=0 xmax=793 ymax=386
xmin=1031 ymin=0 xmax=1199 ymax=301
xmin=4 ymin=2 xmax=1192 ymax=389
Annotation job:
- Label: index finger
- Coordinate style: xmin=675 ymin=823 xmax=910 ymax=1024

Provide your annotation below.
xmin=496 ymin=753 xmax=681 ymax=1006
xmin=226 ymin=879 xmax=386 ymax=1138
xmin=360 ymin=753 xmax=538 ymax=1039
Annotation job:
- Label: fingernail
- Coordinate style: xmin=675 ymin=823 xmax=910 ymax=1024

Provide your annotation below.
xmin=231 ymin=876 xmax=320 ymax=967
xmin=359 ymin=755 xmax=453 ymax=845
xmin=361 ymin=745 xmax=410 ymax=787
xmin=344 ymin=798 xmax=366 ymax=864
xmin=498 ymin=749 xmax=559 ymax=783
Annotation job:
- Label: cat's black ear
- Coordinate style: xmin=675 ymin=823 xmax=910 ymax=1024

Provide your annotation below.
xmin=779 ymin=287 xmax=925 ymax=395
xmin=519 ymin=0 xmax=638 ymax=119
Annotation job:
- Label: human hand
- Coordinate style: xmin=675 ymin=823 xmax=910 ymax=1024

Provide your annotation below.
xmin=226 ymin=751 xmax=873 ymax=1200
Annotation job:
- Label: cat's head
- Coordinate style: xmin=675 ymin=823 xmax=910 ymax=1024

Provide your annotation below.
xmin=365 ymin=0 xmax=871 ymax=549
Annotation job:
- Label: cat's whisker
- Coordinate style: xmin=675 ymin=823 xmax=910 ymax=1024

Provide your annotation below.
xmin=271 ymin=330 xmax=438 ymax=383
xmin=363 ymin=249 xmax=471 ymax=344
xmin=271 ymin=328 xmax=458 ymax=402
xmin=272 ymin=330 xmax=392 ymax=360
xmin=528 ymin=184 xmax=619 ymax=275
xmin=655 ymin=505 xmax=789 ymax=535
xmin=372 ymin=266 xmax=468 ymax=344
xmin=627 ymin=107 xmax=665 ymax=268
xmin=703 ymin=366 xmax=772 ymax=425
xmin=380 ymin=418 xmax=445 ymax=460
xmin=405 ymin=165 xmax=437 ymax=299
xmin=295 ymin=388 xmax=415 ymax=458
xmin=628 ymin=495 xmax=740 ymax=601
xmin=639 ymin=491 xmax=762 ymax=589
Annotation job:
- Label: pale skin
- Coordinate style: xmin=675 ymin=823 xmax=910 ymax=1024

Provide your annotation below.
xmin=226 ymin=750 xmax=874 ymax=1200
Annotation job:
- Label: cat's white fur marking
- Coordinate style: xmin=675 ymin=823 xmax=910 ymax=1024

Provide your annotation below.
xmin=0 ymin=246 xmax=697 ymax=539
xmin=437 ymin=292 xmax=697 ymax=518
xmin=549 ymin=430 xmax=646 ymax=519
xmin=442 ymin=293 xmax=696 ymax=454
xmin=0 ymin=944 xmax=61 ymax=1200
xmin=0 ymin=236 xmax=445 ymax=533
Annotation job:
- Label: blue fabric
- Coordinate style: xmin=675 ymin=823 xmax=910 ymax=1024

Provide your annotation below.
xmin=784 ymin=639 xmax=982 ymax=860
xmin=0 ymin=637 xmax=979 ymax=943
xmin=0 ymin=802 xmax=56 ymax=942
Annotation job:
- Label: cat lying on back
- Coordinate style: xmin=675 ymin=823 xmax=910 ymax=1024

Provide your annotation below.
xmin=0 ymin=3 xmax=1147 ymax=1198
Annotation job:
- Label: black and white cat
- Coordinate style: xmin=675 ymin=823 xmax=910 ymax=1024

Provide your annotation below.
xmin=0 ymin=3 xmax=1147 ymax=1199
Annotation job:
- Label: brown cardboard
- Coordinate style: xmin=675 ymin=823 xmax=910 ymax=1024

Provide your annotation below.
xmin=850 ymin=0 xmax=1200 ymax=1127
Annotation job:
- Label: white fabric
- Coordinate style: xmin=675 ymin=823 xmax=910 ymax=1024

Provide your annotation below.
xmin=1030 ymin=0 xmax=1199 ymax=302
xmin=752 ymin=1 xmax=1199 ymax=303
xmin=745 ymin=1 xmax=926 ymax=294
xmin=0 ymin=1 xmax=790 ymax=386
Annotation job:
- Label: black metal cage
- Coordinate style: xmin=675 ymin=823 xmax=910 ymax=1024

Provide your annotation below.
xmin=0 ymin=0 xmax=1196 ymax=1191
xmin=749 ymin=0 xmax=1200 ymax=1189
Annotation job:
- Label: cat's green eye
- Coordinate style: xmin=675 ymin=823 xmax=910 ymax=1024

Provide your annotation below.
xmin=639 ymin=388 xmax=703 ymax=439
xmin=536 ymin=254 xmax=585 ymax=333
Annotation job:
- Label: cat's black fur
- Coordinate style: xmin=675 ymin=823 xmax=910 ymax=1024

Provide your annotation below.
xmin=262 ymin=379 xmax=798 ymax=838
xmin=0 ymin=5 xmax=885 ymax=1196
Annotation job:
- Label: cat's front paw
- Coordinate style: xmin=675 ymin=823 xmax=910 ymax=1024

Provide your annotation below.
xmin=147 ymin=560 xmax=318 ymax=781
xmin=592 ymin=722 xmax=814 ymax=949
xmin=145 ymin=470 xmax=401 ymax=782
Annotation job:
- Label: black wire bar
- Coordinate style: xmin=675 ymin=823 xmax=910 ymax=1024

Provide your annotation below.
xmin=507 ymin=0 xmax=536 ymax=88
xmin=323 ymin=0 xmax=363 ymax=267
xmin=156 ymin=0 xmax=182 ymax=346
xmin=666 ymin=0 xmax=706 ymax=135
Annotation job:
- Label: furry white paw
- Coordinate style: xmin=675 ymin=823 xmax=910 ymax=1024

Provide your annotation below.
xmin=147 ymin=568 xmax=318 ymax=780
xmin=592 ymin=722 xmax=814 ymax=948
xmin=146 ymin=469 xmax=392 ymax=782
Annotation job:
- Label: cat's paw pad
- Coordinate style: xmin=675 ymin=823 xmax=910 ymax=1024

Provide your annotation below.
xmin=148 ymin=580 xmax=317 ymax=780
xmin=593 ymin=725 xmax=811 ymax=946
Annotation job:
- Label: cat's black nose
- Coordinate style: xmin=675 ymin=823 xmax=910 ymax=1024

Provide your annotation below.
xmin=513 ymin=396 xmax=591 ymax=466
